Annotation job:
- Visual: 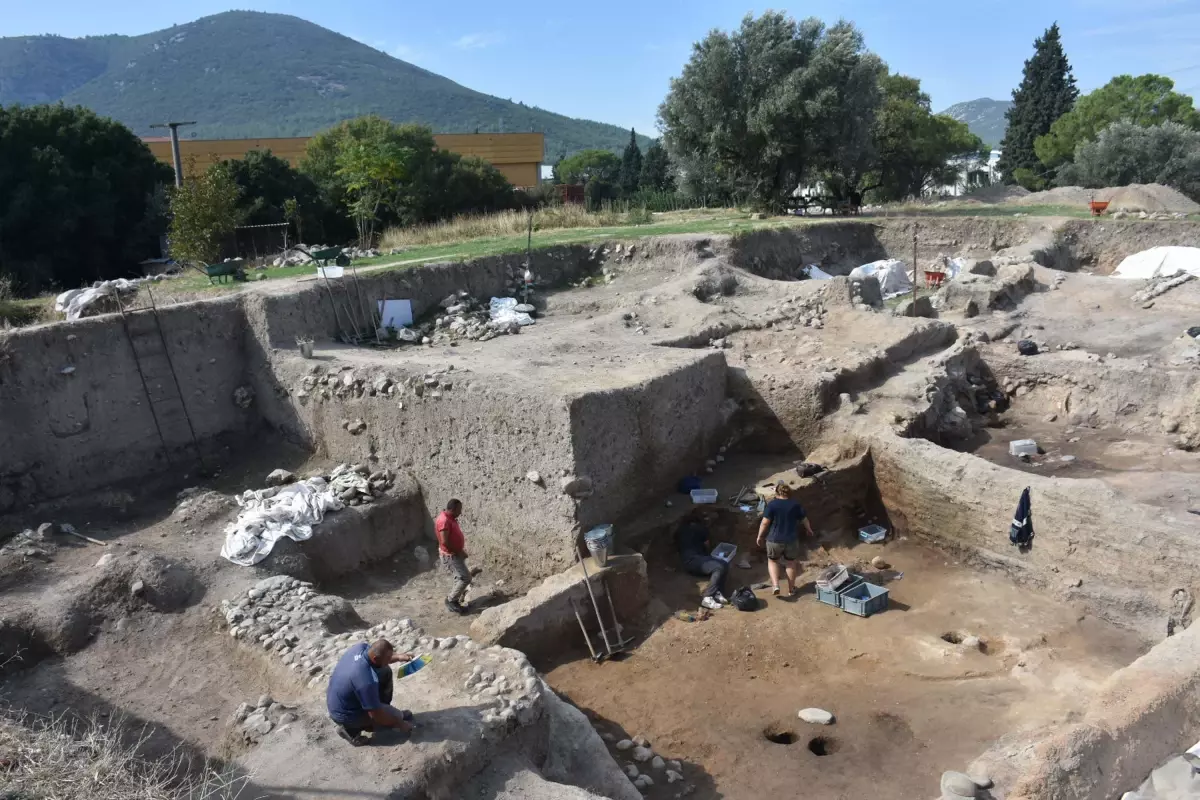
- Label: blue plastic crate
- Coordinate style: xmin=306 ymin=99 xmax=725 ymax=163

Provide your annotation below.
xmin=815 ymin=575 xmax=864 ymax=608
xmin=840 ymin=581 xmax=889 ymax=617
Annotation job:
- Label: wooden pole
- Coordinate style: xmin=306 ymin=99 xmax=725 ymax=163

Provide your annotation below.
xmin=912 ymin=222 xmax=919 ymax=301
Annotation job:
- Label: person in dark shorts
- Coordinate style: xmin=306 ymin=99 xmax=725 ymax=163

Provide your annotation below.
xmin=756 ymin=482 xmax=814 ymax=596
xmin=326 ymin=638 xmax=415 ymax=745
xmin=675 ymin=514 xmax=730 ymax=610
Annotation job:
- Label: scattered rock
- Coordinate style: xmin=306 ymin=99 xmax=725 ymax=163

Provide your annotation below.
xmin=633 ymin=735 xmax=650 ymax=747
xmin=525 ymin=470 xmax=543 ymax=485
xmin=798 ymin=708 xmax=834 ymax=725
xmin=257 ymin=694 xmax=273 ymax=709
xmin=232 ymin=385 xmax=255 ymax=409
xmin=346 ymin=419 xmax=367 ymax=435
xmin=130 ymin=580 xmax=145 ymax=598
xmin=960 ymin=635 xmax=982 ymax=651
xmin=667 ymin=769 xmax=684 ymax=784
xmin=632 ymin=746 xmax=654 ymax=762
xmin=941 ymin=770 xmax=980 ymax=799
xmin=616 ymin=739 xmax=635 ymax=751
xmin=624 ymin=764 xmax=640 ymax=779
xmin=870 ymin=556 xmax=890 ymax=570
xmin=559 ymin=475 xmax=594 ymax=498
xmin=652 ymin=756 xmax=665 ymax=770
xmin=95 ymin=553 xmax=115 ymax=568
xmin=265 ymin=469 xmax=294 ymax=487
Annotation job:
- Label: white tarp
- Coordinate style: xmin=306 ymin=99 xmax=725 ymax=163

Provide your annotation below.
xmin=803 ymin=264 xmax=834 ymax=280
xmin=1113 ymin=246 xmax=1200 ymax=280
xmin=489 ymin=296 xmax=535 ymax=327
xmin=849 ymin=258 xmax=913 ymax=299
xmin=220 ymin=478 xmax=344 ymax=566
xmin=54 ymin=275 xmax=169 ymax=321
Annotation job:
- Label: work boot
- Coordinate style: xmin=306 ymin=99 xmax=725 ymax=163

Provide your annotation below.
xmin=445 ymin=598 xmax=468 ymax=615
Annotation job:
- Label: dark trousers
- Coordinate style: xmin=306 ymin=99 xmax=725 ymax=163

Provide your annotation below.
xmin=683 ymin=555 xmax=729 ymax=598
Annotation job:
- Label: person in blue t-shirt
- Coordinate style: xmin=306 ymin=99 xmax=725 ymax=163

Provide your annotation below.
xmin=326 ymin=639 xmax=415 ymax=745
xmin=756 ymin=482 xmax=814 ymax=597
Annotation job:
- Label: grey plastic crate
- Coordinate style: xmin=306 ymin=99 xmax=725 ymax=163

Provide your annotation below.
xmin=840 ymin=581 xmax=889 ymax=617
xmin=815 ymin=575 xmax=865 ymax=608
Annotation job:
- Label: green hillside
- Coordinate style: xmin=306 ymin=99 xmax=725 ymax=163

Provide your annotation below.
xmin=0 ymin=11 xmax=649 ymax=158
xmin=938 ymin=98 xmax=1012 ymax=149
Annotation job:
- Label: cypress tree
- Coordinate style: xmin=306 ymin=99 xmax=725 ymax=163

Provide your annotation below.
xmin=619 ymin=128 xmax=643 ymax=196
xmin=997 ymin=23 xmax=1077 ymax=188
xmin=640 ymin=140 xmax=675 ymax=192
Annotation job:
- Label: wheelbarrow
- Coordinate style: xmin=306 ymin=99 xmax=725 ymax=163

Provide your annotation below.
xmin=203 ymin=259 xmax=246 ymax=285
xmin=309 ymin=247 xmax=350 ymax=267
xmin=1089 ymin=200 xmax=1110 ymax=217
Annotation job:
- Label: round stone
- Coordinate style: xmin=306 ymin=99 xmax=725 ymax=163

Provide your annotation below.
xmin=941 ymin=771 xmax=979 ymax=799
xmin=798 ymin=708 xmax=834 ymax=725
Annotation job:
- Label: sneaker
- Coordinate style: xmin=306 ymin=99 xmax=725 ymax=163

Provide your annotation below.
xmin=771 ymin=585 xmax=781 ymax=596
xmin=701 ymin=596 xmax=722 ymax=610
xmin=713 ymin=592 xmax=730 ymax=606
xmin=336 ymin=727 xmax=368 ymax=747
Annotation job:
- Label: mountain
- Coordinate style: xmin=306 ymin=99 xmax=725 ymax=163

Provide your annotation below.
xmin=939 ymin=98 xmax=1013 ymax=149
xmin=0 ymin=11 xmax=649 ymax=159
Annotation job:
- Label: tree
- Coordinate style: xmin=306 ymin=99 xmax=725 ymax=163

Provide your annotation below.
xmin=1056 ymin=120 xmax=1200 ymax=201
xmin=1035 ymin=74 xmax=1200 ymax=172
xmin=996 ymin=23 xmax=1078 ymax=188
xmin=222 ymin=149 xmax=331 ymax=242
xmin=555 ymin=149 xmax=621 ymax=185
xmin=336 ymin=136 xmax=411 ymax=247
xmin=168 ymin=160 xmax=245 ymax=265
xmin=620 ymin=128 xmax=643 ymax=195
xmin=658 ymin=13 xmax=883 ymax=210
xmin=639 ymin=140 xmax=675 ymax=192
xmin=0 ymin=104 xmax=172 ymax=295
xmin=866 ymin=74 xmax=988 ymax=201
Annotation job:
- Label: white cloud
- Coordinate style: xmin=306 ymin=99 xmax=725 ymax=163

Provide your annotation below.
xmin=453 ymin=31 xmax=505 ymax=50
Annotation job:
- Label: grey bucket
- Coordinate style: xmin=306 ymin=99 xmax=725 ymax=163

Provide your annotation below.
xmin=584 ymin=524 xmax=614 ymax=567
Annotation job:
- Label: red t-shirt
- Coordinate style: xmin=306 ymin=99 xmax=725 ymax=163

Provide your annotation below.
xmin=435 ymin=511 xmax=465 ymax=556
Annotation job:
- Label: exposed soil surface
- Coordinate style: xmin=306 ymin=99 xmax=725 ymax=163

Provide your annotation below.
xmin=545 ymin=534 xmax=1147 ymax=800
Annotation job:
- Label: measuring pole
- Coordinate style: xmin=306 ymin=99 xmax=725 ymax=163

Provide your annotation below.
xmin=912 ymin=222 xmax=919 ymax=301
xmin=149 ymin=121 xmax=197 ymax=187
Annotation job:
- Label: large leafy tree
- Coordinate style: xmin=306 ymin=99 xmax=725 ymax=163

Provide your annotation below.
xmin=639 ymin=140 xmax=676 ymax=192
xmin=620 ymin=129 xmax=643 ymax=196
xmin=555 ymin=149 xmax=621 ymax=185
xmin=0 ymin=104 xmax=172 ymax=295
xmin=658 ymin=13 xmax=882 ymax=210
xmin=867 ymin=74 xmax=987 ymax=201
xmin=168 ymin=160 xmax=245 ymax=265
xmin=996 ymin=23 xmax=1078 ymax=188
xmin=1057 ymin=120 xmax=1200 ymax=201
xmin=221 ymin=149 xmax=332 ymax=241
xmin=1035 ymin=74 xmax=1200 ymax=173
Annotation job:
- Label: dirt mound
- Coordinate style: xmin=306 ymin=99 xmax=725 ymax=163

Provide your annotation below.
xmin=1011 ymin=183 xmax=1200 ymax=213
xmin=1105 ymin=184 xmax=1200 ymax=214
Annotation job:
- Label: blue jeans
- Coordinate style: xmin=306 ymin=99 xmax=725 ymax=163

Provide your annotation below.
xmin=683 ymin=555 xmax=729 ymax=598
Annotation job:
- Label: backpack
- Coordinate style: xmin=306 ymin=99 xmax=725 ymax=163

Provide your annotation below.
xmin=1017 ymin=339 xmax=1039 ymax=356
xmin=729 ymin=586 xmax=759 ymax=611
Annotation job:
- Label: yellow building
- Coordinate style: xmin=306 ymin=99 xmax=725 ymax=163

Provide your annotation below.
xmin=144 ymin=132 xmax=544 ymax=188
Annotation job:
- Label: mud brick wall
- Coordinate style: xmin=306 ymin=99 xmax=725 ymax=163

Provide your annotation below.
xmin=0 ymin=298 xmax=256 ymax=512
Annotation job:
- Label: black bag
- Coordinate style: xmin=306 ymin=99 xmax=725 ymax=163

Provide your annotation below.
xmin=1009 ymin=487 xmax=1034 ymax=547
xmin=729 ymin=586 xmax=759 ymax=611
xmin=1017 ymin=339 xmax=1039 ymax=356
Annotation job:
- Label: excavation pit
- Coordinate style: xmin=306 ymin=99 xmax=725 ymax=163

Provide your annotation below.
xmin=764 ymin=725 xmax=798 ymax=745
xmin=808 ymin=736 xmax=838 ymax=756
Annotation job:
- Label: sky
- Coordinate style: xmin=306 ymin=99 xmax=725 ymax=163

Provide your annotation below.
xmin=5 ymin=0 xmax=1200 ymax=136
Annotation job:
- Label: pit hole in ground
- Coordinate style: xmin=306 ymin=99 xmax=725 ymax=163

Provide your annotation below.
xmin=763 ymin=724 xmax=797 ymax=745
xmin=807 ymin=736 xmax=839 ymax=756
xmin=941 ymin=631 xmax=963 ymax=644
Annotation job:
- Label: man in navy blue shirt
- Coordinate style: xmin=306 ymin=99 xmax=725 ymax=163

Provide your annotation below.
xmin=675 ymin=514 xmax=730 ymax=610
xmin=756 ymin=482 xmax=814 ymax=597
xmin=326 ymin=638 xmax=415 ymax=745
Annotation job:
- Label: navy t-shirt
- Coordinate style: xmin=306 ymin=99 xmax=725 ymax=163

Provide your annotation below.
xmin=326 ymin=642 xmax=384 ymax=724
xmin=676 ymin=522 xmax=710 ymax=561
xmin=764 ymin=498 xmax=806 ymax=543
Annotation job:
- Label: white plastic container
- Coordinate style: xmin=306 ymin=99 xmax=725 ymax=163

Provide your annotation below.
xmin=711 ymin=543 xmax=737 ymax=562
xmin=1009 ymin=439 xmax=1038 ymax=457
xmin=316 ymin=265 xmax=344 ymax=279
xmin=690 ymin=488 xmax=719 ymax=504
xmin=858 ymin=525 xmax=888 ymax=544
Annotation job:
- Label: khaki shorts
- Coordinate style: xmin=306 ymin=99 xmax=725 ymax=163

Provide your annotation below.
xmin=766 ymin=540 xmax=801 ymax=562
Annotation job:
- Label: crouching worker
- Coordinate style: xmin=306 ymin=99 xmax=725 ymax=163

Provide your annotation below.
xmin=327 ymin=638 xmax=415 ymax=746
xmin=676 ymin=513 xmax=730 ymax=610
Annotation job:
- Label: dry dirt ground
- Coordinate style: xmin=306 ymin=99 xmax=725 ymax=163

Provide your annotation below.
xmin=546 ymin=520 xmax=1147 ymax=800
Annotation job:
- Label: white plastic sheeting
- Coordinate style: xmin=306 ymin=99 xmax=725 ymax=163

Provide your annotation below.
xmin=489 ymin=297 xmax=536 ymax=327
xmin=220 ymin=478 xmax=344 ymax=566
xmin=849 ymin=259 xmax=913 ymax=299
xmin=1113 ymin=246 xmax=1200 ymax=280
xmin=803 ymin=265 xmax=834 ymax=280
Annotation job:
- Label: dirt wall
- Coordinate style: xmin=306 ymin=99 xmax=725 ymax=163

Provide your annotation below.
xmin=1061 ymin=219 xmax=1200 ymax=275
xmin=871 ymin=433 xmax=1200 ymax=636
xmin=252 ymin=245 xmax=603 ymax=348
xmin=972 ymin=621 xmax=1200 ymax=800
xmin=0 ymin=298 xmax=257 ymax=512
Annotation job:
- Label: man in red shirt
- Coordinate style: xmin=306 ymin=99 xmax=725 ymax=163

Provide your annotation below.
xmin=436 ymin=498 xmax=471 ymax=614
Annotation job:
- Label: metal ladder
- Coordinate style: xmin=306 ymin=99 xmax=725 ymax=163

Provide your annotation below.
xmin=116 ymin=289 xmax=204 ymax=471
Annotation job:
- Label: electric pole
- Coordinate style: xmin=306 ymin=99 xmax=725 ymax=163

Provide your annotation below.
xmin=149 ymin=121 xmax=197 ymax=187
